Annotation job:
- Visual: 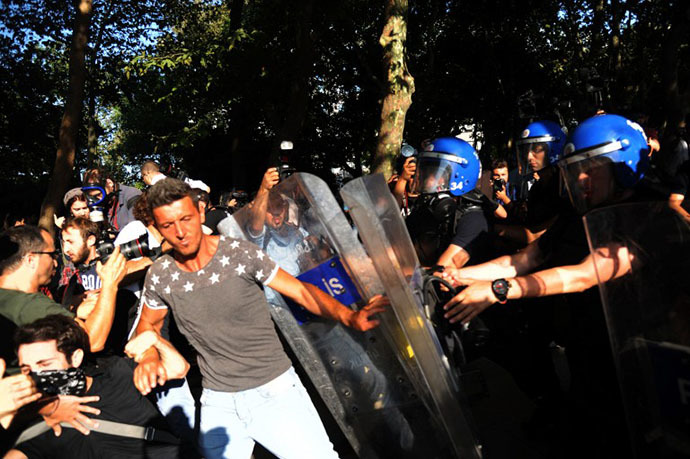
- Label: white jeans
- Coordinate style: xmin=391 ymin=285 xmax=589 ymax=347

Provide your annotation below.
xmin=198 ymin=367 xmax=339 ymax=459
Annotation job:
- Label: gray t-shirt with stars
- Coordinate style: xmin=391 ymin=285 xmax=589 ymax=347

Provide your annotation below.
xmin=141 ymin=236 xmax=290 ymax=392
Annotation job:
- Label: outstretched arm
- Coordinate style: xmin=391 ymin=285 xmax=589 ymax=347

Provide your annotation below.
xmin=443 ymin=243 xmax=633 ymax=324
xmin=267 ymin=268 xmax=386 ymax=331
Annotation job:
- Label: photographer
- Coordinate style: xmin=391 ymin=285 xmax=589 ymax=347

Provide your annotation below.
xmin=140 ymin=160 xmax=210 ymax=194
xmin=82 ymin=168 xmax=141 ymax=233
xmin=489 ymin=159 xmax=516 ymax=220
xmin=61 ymin=218 xmax=136 ymax=353
xmin=5 ymin=315 xmax=182 ymax=458
xmin=203 ymin=190 xmax=249 ymax=235
xmin=0 ymin=225 xmax=125 ymax=356
xmin=389 ymin=152 xmax=417 ymax=215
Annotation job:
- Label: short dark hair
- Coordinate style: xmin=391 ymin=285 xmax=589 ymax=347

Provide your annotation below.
xmin=132 ymin=191 xmax=153 ymax=226
xmin=193 ymin=188 xmax=210 ymax=207
xmin=0 ymin=225 xmax=47 ymax=275
xmin=267 ymin=190 xmax=288 ymax=215
xmin=83 ymin=167 xmax=112 ymax=186
xmin=491 ymin=159 xmax=508 ymax=171
xmin=15 ymin=315 xmax=89 ymax=362
xmin=147 ymin=178 xmax=195 ymax=214
xmin=63 ymin=217 xmax=99 ymax=243
xmin=140 ymin=161 xmax=160 ymax=174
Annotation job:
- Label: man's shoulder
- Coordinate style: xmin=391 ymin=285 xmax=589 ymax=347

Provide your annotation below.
xmin=118 ymin=184 xmax=142 ymax=196
xmin=0 ymin=288 xmax=72 ymax=325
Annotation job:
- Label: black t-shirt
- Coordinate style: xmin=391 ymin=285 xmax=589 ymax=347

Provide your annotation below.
xmin=15 ymin=357 xmax=178 ymax=459
xmin=451 ymin=208 xmax=495 ymax=266
xmin=526 ymin=165 xmax=564 ymax=230
xmin=669 ymin=160 xmax=690 ymax=196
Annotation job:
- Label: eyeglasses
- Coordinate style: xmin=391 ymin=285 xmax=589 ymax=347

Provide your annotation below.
xmin=31 ymin=251 xmax=60 ymax=260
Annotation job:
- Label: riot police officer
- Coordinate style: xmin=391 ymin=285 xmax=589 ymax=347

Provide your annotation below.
xmin=404 ymin=137 xmax=496 ymax=267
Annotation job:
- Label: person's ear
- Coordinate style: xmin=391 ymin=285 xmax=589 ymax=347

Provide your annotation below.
xmin=24 ymin=252 xmax=39 ymax=269
xmin=87 ymin=234 xmax=96 ymax=248
xmin=70 ymin=348 xmax=84 ymax=368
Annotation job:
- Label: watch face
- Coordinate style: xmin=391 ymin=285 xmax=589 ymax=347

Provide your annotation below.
xmin=493 ymin=279 xmax=509 ymax=296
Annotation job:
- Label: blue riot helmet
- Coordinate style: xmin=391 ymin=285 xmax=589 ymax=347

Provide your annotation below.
xmin=411 ymin=137 xmax=482 ymax=197
xmin=558 ymin=113 xmax=650 ymax=214
xmin=516 ymin=120 xmax=567 ymax=175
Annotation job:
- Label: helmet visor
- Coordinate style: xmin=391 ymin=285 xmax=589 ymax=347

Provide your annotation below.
xmin=411 ymin=158 xmax=454 ymax=195
xmin=559 ymin=155 xmax=616 ymax=214
xmin=517 ymin=141 xmax=551 ymax=175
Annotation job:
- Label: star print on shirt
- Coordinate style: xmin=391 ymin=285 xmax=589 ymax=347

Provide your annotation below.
xmin=147 ymin=298 xmax=159 ymax=308
xmin=220 ymin=236 xmax=226 ymax=241
xmin=230 ymin=240 xmax=240 ymax=249
xmin=164 ymin=285 xmax=171 ymax=294
xmin=220 ymin=255 xmax=230 ymax=267
xmin=171 ymin=272 xmax=180 ymax=282
xmin=161 ymin=259 xmax=171 ymax=270
xmin=151 ymin=274 xmax=160 ymax=285
xmin=197 ymin=269 xmax=205 ymax=276
xmin=183 ymin=281 xmax=194 ymax=292
xmin=210 ymin=273 xmax=220 ymax=284
xmin=256 ymin=250 xmax=264 ymax=260
xmin=256 ymin=269 xmax=264 ymax=280
xmin=235 ymin=264 xmax=246 ymax=275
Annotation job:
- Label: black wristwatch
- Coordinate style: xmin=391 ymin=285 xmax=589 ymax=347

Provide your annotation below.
xmin=491 ymin=279 xmax=511 ymax=304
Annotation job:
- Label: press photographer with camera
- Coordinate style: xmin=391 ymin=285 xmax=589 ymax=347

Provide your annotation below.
xmin=4 ymin=314 xmax=182 ymax=458
xmin=82 ymin=168 xmax=141 ymax=233
xmin=389 ymin=143 xmax=418 ymax=215
xmin=0 ymin=225 xmax=125 ymax=356
xmin=490 ymin=159 xmax=514 ymax=219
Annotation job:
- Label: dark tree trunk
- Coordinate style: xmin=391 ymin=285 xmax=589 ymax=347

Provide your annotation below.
xmin=268 ymin=0 xmax=315 ymax=167
xmin=38 ymin=0 xmax=92 ymax=234
xmin=371 ymin=0 xmax=415 ymax=179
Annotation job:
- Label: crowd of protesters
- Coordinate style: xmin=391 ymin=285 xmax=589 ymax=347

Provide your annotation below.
xmin=0 ymin=109 xmax=687 ymax=459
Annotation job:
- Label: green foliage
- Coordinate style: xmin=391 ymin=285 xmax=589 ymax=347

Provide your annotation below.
xmin=0 ymin=0 xmax=688 ymax=204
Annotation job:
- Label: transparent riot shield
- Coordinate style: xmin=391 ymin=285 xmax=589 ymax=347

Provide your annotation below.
xmin=583 ymin=201 xmax=690 ymax=458
xmin=341 ymin=174 xmax=483 ymax=459
xmin=218 ymin=173 xmax=462 ymax=458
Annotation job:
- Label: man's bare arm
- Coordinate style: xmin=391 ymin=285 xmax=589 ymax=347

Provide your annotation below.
xmin=443 ymin=243 xmax=633 ymax=324
xmin=248 ymin=168 xmax=280 ymax=235
xmin=267 ymin=268 xmax=386 ymax=332
xmin=131 ymin=305 xmax=169 ymax=394
xmin=442 ymin=238 xmax=545 ymax=284
xmin=76 ymin=247 xmax=126 ymax=352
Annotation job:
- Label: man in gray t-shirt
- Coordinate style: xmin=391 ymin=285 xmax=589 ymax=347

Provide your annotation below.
xmin=133 ymin=178 xmax=386 ymax=459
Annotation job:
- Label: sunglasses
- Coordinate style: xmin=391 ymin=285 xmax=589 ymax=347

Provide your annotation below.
xmin=31 ymin=251 xmax=60 ymax=261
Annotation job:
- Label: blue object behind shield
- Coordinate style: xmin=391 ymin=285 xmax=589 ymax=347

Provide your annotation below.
xmin=289 ymin=256 xmax=363 ymax=324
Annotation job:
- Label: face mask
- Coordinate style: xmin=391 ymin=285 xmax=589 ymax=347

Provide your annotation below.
xmin=30 ymin=367 xmax=87 ymax=396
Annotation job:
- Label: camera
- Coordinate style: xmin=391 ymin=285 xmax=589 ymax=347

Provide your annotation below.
xmin=277 ymin=160 xmax=296 ymax=182
xmin=30 ymin=368 xmax=86 ymax=396
xmin=492 ymin=178 xmax=506 ymax=195
xmin=97 ymin=231 xmax=159 ymax=263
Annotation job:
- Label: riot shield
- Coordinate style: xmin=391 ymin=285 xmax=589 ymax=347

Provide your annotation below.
xmin=217 ymin=173 xmax=462 ymax=458
xmin=340 ymin=174 xmax=482 ymax=459
xmin=583 ymin=201 xmax=690 ymax=458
